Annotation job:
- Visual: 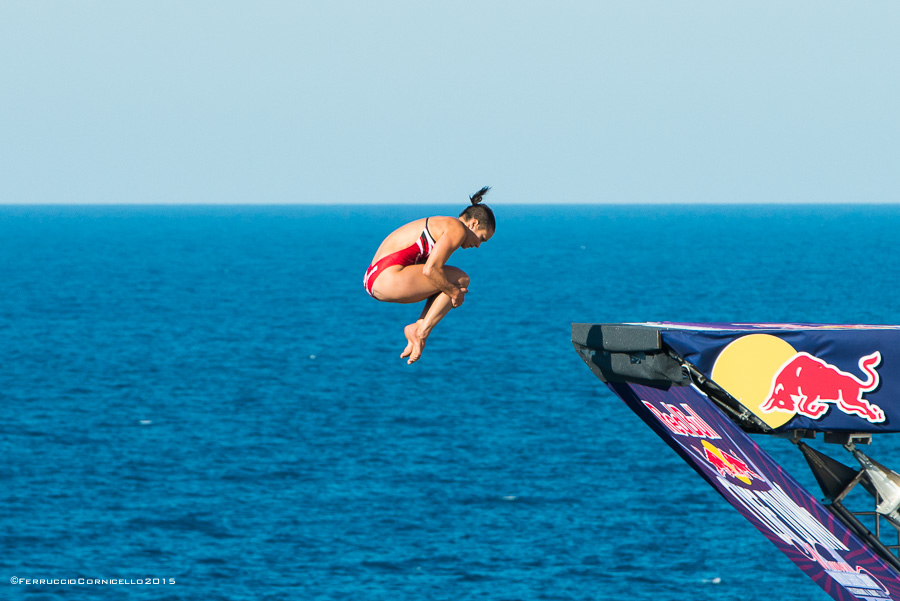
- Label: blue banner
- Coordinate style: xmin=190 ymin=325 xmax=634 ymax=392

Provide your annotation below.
xmin=650 ymin=323 xmax=900 ymax=433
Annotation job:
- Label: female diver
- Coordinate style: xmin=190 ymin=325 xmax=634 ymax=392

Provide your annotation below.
xmin=363 ymin=187 xmax=495 ymax=364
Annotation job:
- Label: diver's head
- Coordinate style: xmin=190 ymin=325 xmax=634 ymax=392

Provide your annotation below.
xmin=459 ymin=186 xmax=495 ymax=247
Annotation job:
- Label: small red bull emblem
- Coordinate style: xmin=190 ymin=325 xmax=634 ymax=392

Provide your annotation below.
xmin=701 ymin=440 xmax=761 ymax=485
xmin=761 ymin=351 xmax=884 ymax=423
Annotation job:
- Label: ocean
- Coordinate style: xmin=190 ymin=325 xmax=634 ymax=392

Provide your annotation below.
xmin=2 ymin=204 xmax=900 ymax=601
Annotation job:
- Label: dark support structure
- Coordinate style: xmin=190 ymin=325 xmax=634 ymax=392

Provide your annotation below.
xmin=799 ymin=442 xmax=900 ymax=572
xmin=571 ymin=323 xmax=684 ymax=388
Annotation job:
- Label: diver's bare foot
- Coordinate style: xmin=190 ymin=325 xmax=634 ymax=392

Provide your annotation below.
xmin=400 ymin=320 xmax=424 ymax=361
xmin=401 ymin=323 xmax=427 ymax=364
xmin=401 ymin=339 xmax=414 ymax=360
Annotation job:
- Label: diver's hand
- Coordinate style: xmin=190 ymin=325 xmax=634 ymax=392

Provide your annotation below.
xmin=451 ymin=286 xmax=468 ymax=308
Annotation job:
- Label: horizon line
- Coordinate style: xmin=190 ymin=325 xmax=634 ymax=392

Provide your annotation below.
xmin=1 ymin=201 xmax=899 ymax=207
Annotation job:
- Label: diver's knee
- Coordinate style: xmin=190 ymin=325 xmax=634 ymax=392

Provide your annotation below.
xmin=458 ymin=273 xmax=470 ymax=288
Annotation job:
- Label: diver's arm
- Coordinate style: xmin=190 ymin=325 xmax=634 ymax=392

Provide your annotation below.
xmin=422 ymin=221 xmax=467 ymax=305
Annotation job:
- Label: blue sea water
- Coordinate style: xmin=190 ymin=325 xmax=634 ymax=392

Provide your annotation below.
xmin=2 ymin=204 xmax=900 ymax=601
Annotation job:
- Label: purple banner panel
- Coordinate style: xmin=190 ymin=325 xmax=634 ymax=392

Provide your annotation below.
xmin=608 ymin=379 xmax=900 ymax=601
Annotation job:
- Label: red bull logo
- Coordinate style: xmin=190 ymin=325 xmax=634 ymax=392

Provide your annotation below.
xmin=701 ymin=440 xmax=760 ymax=485
xmin=712 ymin=335 xmax=888 ymax=427
xmin=761 ymin=351 xmax=884 ymax=423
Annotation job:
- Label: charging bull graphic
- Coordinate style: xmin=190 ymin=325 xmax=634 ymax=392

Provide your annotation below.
xmin=761 ymin=351 xmax=885 ymax=423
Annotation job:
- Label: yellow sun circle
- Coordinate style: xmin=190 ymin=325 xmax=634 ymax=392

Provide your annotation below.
xmin=711 ymin=334 xmax=798 ymax=428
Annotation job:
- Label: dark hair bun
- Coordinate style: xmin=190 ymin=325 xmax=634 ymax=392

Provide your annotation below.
xmin=469 ymin=186 xmax=491 ymax=205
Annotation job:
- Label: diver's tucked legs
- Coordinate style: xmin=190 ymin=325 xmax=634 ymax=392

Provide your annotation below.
xmin=401 ymin=275 xmax=469 ymax=364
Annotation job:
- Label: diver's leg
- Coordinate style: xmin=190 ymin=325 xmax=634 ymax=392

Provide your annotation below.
xmin=401 ymin=294 xmax=438 ymax=359
xmin=370 ymin=264 xmax=438 ymax=303
xmin=376 ymin=264 xmax=468 ymax=363
xmin=418 ymin=294 xmax=438 ymax=319
xmin=402 ymin=272 xmax=470 ymax=364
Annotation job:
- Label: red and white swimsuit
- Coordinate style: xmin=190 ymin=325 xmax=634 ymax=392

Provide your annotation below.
xmin=364 ymin=218 xmax=436 ymax=298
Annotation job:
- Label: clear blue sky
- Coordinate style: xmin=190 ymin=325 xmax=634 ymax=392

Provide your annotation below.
xmin=2 ymin=2 xmax=898 ymax=204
